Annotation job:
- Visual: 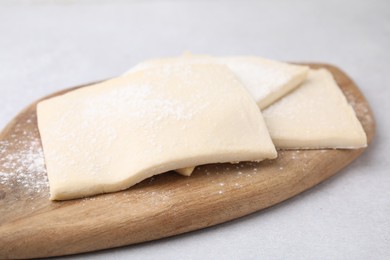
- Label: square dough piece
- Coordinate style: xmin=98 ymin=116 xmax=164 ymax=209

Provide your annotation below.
xmin=37 ymin=64 xmax=277 ymax=200
xmin=262 ymin=68 xmax=367 ymax=149
xmin=127 ymin=54 xmax=308 ymax=176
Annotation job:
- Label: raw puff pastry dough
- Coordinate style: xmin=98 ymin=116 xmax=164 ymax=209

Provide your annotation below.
xmin=127 ymin=54 xmax=308 ymax=175
xmin=263 ymin=69 xmax=367 ymax=149
xmin=174 ymin=68 xmax=367 ymax=175
xmin=37 ymin=64 xmax=277 ymax=200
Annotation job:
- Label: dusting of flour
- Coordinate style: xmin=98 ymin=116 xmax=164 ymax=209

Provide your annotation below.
xmin=0 ymin=118 xmax=49 ymax=197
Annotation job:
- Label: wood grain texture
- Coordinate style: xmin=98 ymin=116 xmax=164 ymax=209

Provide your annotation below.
xmin=0 ymin=64 xmax=375 ymax=259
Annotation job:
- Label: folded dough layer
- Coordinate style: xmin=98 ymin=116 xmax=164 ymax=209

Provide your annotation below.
xmin=37 ymin=64 xmax=277 ymax=200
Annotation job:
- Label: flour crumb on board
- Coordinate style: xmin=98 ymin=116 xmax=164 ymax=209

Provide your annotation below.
xmin=234 ymin=183 xmax=242 ymax=188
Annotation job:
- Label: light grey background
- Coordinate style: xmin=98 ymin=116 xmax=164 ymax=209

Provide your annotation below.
xmin=1 ymin=0 xmax=389 ymax=259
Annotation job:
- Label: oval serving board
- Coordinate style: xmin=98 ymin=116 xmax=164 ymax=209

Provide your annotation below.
xmin=0 ymin=64 xmax=375 ymax=259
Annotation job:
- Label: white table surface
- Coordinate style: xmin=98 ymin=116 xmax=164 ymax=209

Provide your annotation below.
xmin=1 ymin=0 xmax=389 ymax=259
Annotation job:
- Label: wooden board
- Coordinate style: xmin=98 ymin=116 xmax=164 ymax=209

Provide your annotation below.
xmin=0 ymin=64 xmax=375 ymax=259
